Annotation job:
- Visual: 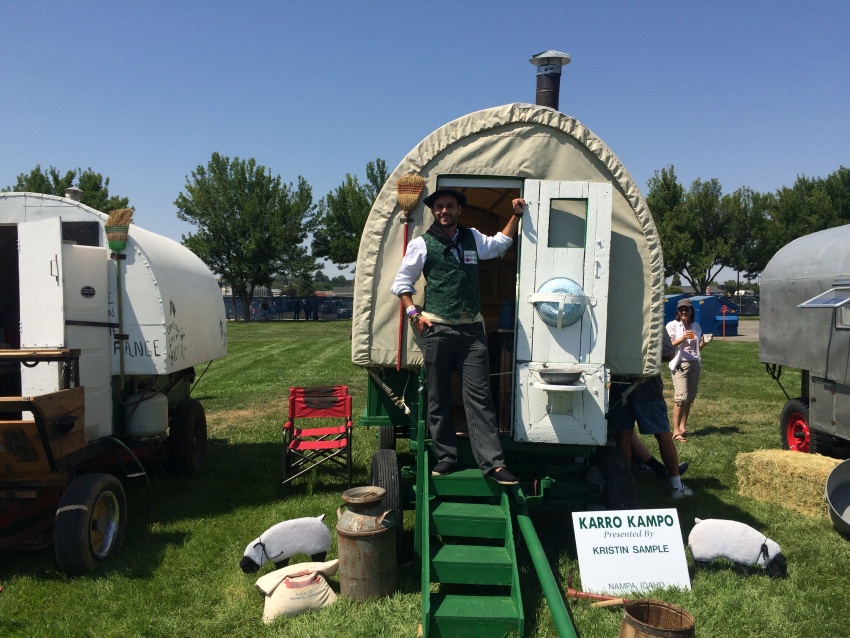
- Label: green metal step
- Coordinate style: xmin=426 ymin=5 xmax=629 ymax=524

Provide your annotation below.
xmin=430 ymin=594 xmax=521 ymax=638
xmin=431 ymin=543 xmax=513 ymax=585
xmin=430 ymin=501 xmax=507 ymax=539
xmin=430 ymin=469 xmax=503 ymax=497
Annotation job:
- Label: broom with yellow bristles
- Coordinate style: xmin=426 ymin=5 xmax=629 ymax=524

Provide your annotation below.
xmin=395 ymin=175 xmax=425 ymax=371
xmin=105 ymin=208 xmax=134 ymax=251
xmin=106 ymin=208 xmax=134 ymax=387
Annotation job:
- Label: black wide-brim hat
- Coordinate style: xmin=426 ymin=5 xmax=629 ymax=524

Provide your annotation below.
xmin=423 ymin=188 xmax=467 ymax=209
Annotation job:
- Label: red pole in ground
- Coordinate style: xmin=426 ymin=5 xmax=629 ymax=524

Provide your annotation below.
xmin=721 ymin=305 xmax=728 ymax=342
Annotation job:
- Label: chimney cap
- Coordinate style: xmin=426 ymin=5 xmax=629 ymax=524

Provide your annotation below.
xmin=64 ymin=187 xmax=82 ymax=202
xmin=530 ymin=50 xmax=571 ymax=69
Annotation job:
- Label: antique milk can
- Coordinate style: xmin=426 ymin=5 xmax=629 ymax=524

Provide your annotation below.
xmin=336 ymin=486 xmax=398 ymax=599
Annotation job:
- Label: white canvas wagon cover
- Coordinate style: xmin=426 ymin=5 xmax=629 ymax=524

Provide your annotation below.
xmin=352 ymin=103 xmax=665 ymax=376
xmin=0 ymin=192 xmax=227 ymax=375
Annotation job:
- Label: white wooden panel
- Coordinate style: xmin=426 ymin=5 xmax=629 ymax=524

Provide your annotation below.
xmin=514 ymin=363 xmax=607 ymax=444
xmin=19 ymin=218 xmax=64 ymax=401
xmin=19 ymin=217 xmax=65 ymax=348
xmin=63 ymin=244 xmax=113 ymax=440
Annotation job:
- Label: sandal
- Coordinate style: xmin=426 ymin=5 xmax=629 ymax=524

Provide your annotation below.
xmin=673 ymin=434 xmax=688 ymax=442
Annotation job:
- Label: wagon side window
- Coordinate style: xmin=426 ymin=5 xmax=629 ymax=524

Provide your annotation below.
xmin=547 ymin=198 xmax=586 ymax=249
xmin=798 ymin=287 xmax=850 ymax=330
xmin=839 ymin=296 xmax=850 ymax=330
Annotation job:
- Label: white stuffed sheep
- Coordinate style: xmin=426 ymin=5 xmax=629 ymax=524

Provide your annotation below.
xmin=688 ymin=518 xmax=787 ymax=578
xmin=240 ymin=514 xmax=331 ymax=574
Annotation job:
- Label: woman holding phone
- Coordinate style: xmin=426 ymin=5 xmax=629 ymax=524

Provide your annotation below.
xmin=666 ymin=298 xmax=711 ymax=441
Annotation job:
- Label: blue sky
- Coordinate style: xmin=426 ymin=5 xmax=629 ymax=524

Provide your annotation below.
xmin=2 ymin=1 xmax=847 ymax=278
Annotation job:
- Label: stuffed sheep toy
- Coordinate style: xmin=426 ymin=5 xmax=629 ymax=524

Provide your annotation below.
xmin=688 ymin=518 xmax=787 ymax=578
xmin=240 ymin=514 xmax=331 ymax=574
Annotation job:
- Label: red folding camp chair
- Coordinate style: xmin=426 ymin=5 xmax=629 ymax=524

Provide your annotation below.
xmin=281 ymin=386 xmax=353 ymax=493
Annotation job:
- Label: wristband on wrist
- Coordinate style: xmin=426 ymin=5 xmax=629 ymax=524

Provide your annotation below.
xmin=512 ymin=211 xmax=523 ymax=217
xmin=405 ymin=305 xmax=418 ymax=318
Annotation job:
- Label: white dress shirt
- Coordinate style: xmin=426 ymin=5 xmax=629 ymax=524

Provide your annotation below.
xmin=390 ymin=228 xmax=513 ymax=297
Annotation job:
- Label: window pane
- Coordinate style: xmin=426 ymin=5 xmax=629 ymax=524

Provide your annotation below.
xmin=838 ymin=304 xmax=850 ymax=330
xmin=548 ymin=198 xmax=586 ymax=248
xmin=799 ymin=287 xmax=850 ymax=308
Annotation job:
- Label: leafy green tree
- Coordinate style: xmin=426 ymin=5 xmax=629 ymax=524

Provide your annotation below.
xmin=722 ymin=187 xmax=773 ymax=279
xmin=7 ymin=165 xmax=129 ymax=212
xmin=175 ymin=153 xmax=316 ymax=321
xmin=294 ymin=271 xmax=316 ymax=297
xmin=763 ymin=173 xmax=841 ymax=262
xmin=823 ymin=166 xmax=850 ymax=224
xmin=331 ymin=275 xmax=353 ymax=287
xmin=648 ymin=166 xmax=731 ymax=294
xmin=312 ymin=158 xmax=388 ymax=267
xmin=723 ymin=279 xmax=739 ymax=296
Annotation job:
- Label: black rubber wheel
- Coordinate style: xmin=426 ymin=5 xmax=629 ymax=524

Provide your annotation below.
xmin=377 ymin=425 xmax=396 ymax=451
xmin=168 ymin=399 xmax=207 ymax=476
xmin=54 ymin=473 xmax=127 ymax=575
xmin=780 ymin=398 xmax=812 ymax=453
xmin=370 ymin=449 xmax=404 ymax=560
xmin=589 ymin=446 xmax=638 ymax=510
xmin=810 ymin=429 xmax=835 ymax=457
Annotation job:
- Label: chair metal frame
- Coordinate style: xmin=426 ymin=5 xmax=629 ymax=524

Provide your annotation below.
xmin=281 ymin=386 xmax=353 ymax=492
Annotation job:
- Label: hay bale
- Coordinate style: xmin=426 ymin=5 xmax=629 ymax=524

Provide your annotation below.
xmin=736 ymin=450 xmax=841 ymax=519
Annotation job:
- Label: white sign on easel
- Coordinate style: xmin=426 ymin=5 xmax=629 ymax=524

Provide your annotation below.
xmin=571 ymin=508 xmax=691 ymax=595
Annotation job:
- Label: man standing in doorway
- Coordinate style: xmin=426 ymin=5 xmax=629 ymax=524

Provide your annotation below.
xmin=391 ymin=188 xmax=524 ymax=485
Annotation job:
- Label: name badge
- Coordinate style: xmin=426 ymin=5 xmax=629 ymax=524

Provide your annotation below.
xmin=463 ymin=251 xmax=478 ymax=264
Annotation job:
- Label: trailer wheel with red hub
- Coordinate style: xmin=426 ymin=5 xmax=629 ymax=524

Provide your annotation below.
xmin=780 ymin=398 xmax=812 ymax=452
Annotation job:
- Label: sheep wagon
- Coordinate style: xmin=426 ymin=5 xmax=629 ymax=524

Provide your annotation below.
xmin=0 ymin=191 xmax=226 ymax=574
xmin=760 ymin=223 xmax=850 ymax=455
xmin=352 ymin=53 xmax=665 ymax=637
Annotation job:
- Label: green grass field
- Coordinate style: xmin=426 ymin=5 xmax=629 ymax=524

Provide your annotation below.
xmin=2 ymin=321 xmax=850 ymax=637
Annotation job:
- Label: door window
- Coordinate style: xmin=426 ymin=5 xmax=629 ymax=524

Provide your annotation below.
xmin=548 ymin=198 xmax=587 ymax=248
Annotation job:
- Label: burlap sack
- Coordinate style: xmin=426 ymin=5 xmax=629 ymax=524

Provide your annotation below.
xmin=255 ymin=560 xmax=338 ymax=623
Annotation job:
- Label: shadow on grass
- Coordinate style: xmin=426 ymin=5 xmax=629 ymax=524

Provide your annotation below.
xmin=0 ymin=436 xmax=370 ymax=580
xmin=685 ymin=425 xmax=741 ymax=437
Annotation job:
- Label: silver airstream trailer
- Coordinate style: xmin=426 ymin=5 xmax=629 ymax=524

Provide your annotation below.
xmin=760 ymin=223 xmax=850 ymax=455
xmin=0 ymin=191 xmax=226 ymax=573
xmin=352 ymin=52 xmax=665 ymax=637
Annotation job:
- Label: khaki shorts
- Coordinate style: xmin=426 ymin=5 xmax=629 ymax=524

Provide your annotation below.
xmin=672 ymin=360 xmax=701 ymax=404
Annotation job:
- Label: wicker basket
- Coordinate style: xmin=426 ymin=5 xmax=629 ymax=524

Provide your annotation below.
xmin=619 ymin=599 xmax=695 ymax=638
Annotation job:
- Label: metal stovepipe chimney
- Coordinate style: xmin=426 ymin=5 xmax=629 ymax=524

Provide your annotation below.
xmin=530 ymin=50 xmax=571 ymax=110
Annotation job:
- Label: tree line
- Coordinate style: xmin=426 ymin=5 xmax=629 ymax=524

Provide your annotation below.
xmin=648 ymin=165 xmax=850 ymax=294
xmin=7 ymin=158 xmax=848 ymax=316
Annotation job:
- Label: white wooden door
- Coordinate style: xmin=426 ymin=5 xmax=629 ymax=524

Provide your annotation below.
xmin=19 ymin=218 xmax=65 ymax=349
xmin=18 ymin=218 xmax=65 ymax=399
xmin=513 ymin=181 xmax=612 ymax=445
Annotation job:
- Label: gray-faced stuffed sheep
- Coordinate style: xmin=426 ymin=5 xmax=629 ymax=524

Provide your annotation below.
xmin=240 ymin=514 xmax=331 ymax=574
xmin=688 ymin=518 xmax=787 ymax=578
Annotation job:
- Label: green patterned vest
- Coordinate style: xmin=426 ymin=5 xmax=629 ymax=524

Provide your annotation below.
xmin=422 ymin=224 xmax=481 ymax=321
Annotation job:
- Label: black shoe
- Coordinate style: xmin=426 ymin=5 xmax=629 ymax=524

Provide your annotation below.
xmin=431 ymin=461 xmax=457 ymax=476
xmin=489 ymin=467 xmax=519 ymax=485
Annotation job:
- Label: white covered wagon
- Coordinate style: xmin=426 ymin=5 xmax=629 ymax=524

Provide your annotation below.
xmin=353 ymin=102 xmax=665 ymax=448
xmin=351 ymin=53 xmax=669 ymax=638
xmin=0 ymin=191 xmax=226 ymax=573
